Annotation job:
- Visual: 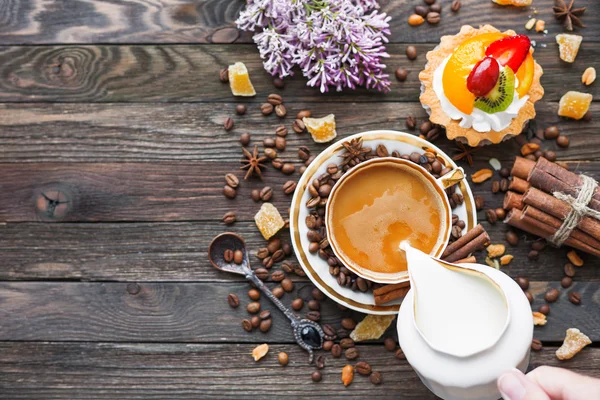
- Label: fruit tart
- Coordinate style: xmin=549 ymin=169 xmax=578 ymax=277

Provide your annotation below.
xmin=420 ymin=25 xmax=544 ymax=146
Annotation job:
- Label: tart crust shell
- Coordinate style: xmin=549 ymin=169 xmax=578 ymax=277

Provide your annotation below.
xmin=419 ymin=25 xmax=544 ymax=147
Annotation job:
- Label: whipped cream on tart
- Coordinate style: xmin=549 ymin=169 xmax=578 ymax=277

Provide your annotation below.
xmin=420 ymin=25 xmax=544 ymax=147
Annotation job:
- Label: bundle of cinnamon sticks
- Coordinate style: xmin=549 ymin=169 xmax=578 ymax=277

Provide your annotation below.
xmin=503 ymin=156 xmax=600 ymax=257
xmin=373 ymin=224 xmax=490 ymax=304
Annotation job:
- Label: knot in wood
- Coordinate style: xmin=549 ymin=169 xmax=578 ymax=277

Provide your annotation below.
xmin=35 ymin=189 xmax=70 ymax=220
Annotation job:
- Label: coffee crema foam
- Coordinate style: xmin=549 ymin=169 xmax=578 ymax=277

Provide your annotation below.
xmin=329 ymin=162 xmax=446 ymax=274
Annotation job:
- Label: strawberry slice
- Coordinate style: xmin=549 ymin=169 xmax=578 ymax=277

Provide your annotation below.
xmin=485 ymin=34 xmax=531 ymax=73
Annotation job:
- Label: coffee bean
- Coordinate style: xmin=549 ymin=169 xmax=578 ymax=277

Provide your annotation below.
xmin=271 ymin=249 xmax=285 ymax=262
xmin=307 ymin=230 xmax=322 ymax=242
xmin=219 ymin=67 xmax=229 ymax=83
xmin=415 ymin=5 xmax=428 ymax=16
xmin=247 ymin=302 xmax=261 ymax=314
xmin=242 ymin=319 xmax=253 ymax=332
xmin=264 ymin=138 xmax=275 ymax=148
xmin=267 ymin=93 xmax=283 ymax=105
xmin=262 ymin=256 xmax=274 ymax=269
xmin=298 ymin=146 xmax=310 ymax=161
xmin=430 ymin=3 xmax=441 ymax=12
xmin=424 ymin=0 xmax=435 ymax=4
xmin=281 ymin=278 xmax=294 ymax=292
xmin=531 ymin=339 xmax=543 ymax=351
xmin=271 ymin=270 xmax=285 ymax=282
xmin=516 ymin=276 xmax=529 ymax=291
xmin=223 ymin=249 xmax=234 ymax=263
xmin=281 ymin=163 xmax=296 ymax=175
xmin=557 ymin=136 xmax=569 ymax=148
xmin=293 ymin=119 xmax=306 ymax=133
xmin=275 ymin=125 xmax=288 ymax=137
xmin=569 ymin=291 xmax=582 ymax=305
xmin=223 ymin=211 xmax=237 ymax=225
xmin=395 ymin=348 xmax=406 ymax=360
xmin=561 ymin=276 xmax=573 ymax=288
xmin=528 ymin=250 xmax=539 ymax=260
xmin=235 ymin=104 xmax=247 ymax=115
xmin=311 ymin=371 xmax=322 ymax=382
xmin=233 ymin=249 xmax=243 ymax=265
xmin=278 ymin=351 xmax=289 ymax=366
xmin=525 ymin=291 xmax=533 ymax=304
xmin=486 ymin=209 xmax=497 ymax=224
xmin=307 ymin=299 xmax=320 ymax=311
xmin=451 ymin=0 xmax=461 ymax=12
xmin=255 ymin=268 xmax=269 ymax=280
xmin=564 ymin=263 xmax=576 ymax=277
xmin=291 ymin=298 xmax=304 ymax=311
xmin=259 ymin=186 xmax=273 ymax=201
xmin=315 ymin=355 xmax=325 ymax=370
xmin=275 ymin=104 xmax=287 ymax=118
xmin=370 ymin=371 xmax=383 ymax=385
xmin=395 ymin=67 xmax=408 ymax=81
xmin=266 ymin=238 xmax=281 ymax=254
xmin=506 ymin=231 xmax=519 ymax=246
xmin=223 ymin=185 xmax=237 ymax=199
xmin=538 ymin=304 xmax=550 ymax=315
xmin=494 ymin=208 xmax=506 ymax=220
xmin=251 ymin=189 xmax=261 ymax=202
xmin=544 ymin=288 xmax=560 ymax=303
xmin=259 ymin=310 xmax=271 ymax=320
xmin=250 ymin=315 xmax=260 ymax=328
xmin=305 ymin=155 xmax=316 ymax=166
xmin=273 ymin=77 xmax=285 ymax=89
xmin=272 ymin=286 xmax=284 ymax=298
xmin=337 ymin=328 xmax=349 ymax=339
xmin=356 ymin=361 xmax=372 ymax=376
xmin=228 ymin=293 xmax=240 ymax=308
xmin=239 ymin=132 xmax=251 ymax=146
xmin=384 ymin=337 xmax=397 ymax=351
xmin=224 ymin=117 xmax=234 ymax=131
xmin=248 ymin=288 xmax=260 ymax=301
xmin=275 ymin=136 xmax=286 ymax=151
xmin=406 ymin=45 xmax=417 ymax=60
xmin=259 ymin=318 xmax=272 ymax=333
xmin=471 ymin=196 xmax=484 ymax=211
xmin=345 ymin=347 xmax=359 ymax=360
xmin=321 ymin=324 xmax=336 ymax=339
xmin=318 ymin=184 xmax=332 ymax=198
xmin=544 ymin=126 xmax=560 ymax=140
xmin=426 ymin=12 xmax=440 ymax=24
xmin=256 ymin=248 xmax=269 ymax=261
xmin=308 ymin=242 xmax=319 ymax=253
xmin=340 ymin=338 xmax=355 ymax=349
xmin=531 ymin=240 xmax=546 ymax=251
xmin=306 ymin=311 xmax=320 ymax=321
xmin=500 ymin=178 xmax=509 ymax=192
xmin=491 ymin=180 xmax=500 ymax=193
xmin=543 ymin=150 xmax=557 ymax=162
xmin=323 ymin=340 xmax=334 ymax=351
xmin=331 ymin=344 xmax=342 ymax=358
xmin=451 ymin=225 xmax=462 ymax=240
xmin=261 ymin=103 xmax=274 ymax=115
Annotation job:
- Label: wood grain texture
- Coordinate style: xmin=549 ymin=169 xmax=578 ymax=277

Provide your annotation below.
xmin=0 ymin=0 xmax=598 ymax=44
xmin=0 ymin=43 xmax=597 ymax=103
xmin=0 ymin=342 xmax=597 ymax=400
xmin=1 ymin=102 xmax=599 ymax=163
xmin=1 ymin=221 xmax=599 ymax=283
xmin=0 ymin=281 xmax=597 ymax=342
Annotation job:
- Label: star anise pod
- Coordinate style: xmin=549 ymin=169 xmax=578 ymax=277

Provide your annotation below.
xmin=452 ymin=142 xmax=480 ymax=167
xmin=339 ymin=137 xmax=371 ymax=167
xmin=240 ymin=145 xmax=267 ymax=180
xmin=553 ymin=0 xmax=586 ymax=31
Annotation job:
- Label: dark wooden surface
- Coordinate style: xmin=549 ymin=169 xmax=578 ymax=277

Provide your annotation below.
xmin=0 ymin=0 xmax=598 ymax=398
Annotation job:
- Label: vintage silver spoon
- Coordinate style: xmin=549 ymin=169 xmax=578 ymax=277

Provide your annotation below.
xmin=208 ymin=232 xmax=324 ymax=363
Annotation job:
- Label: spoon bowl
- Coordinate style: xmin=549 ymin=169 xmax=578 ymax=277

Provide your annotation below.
xmin=208 ymin=232 xmax=250 ymax=275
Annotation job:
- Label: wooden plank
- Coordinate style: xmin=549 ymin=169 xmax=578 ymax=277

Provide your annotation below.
xmin=1 ymin=221 xmax=599 ymax=283
xmin=0 ymin=281 xmax=597 ymax=342
xmin=0 ymin=43 xmax=596 ymax=103
xmin=1 ymin=102 xmax=599 ymax=163
xmin=0 ymin=0 xmax=598 ymax=44
xmin=0 ymin=342 xmax=598 ymax=399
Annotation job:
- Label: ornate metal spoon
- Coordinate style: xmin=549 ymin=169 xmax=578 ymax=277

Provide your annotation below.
xmin=208 ymin=232 xmax=324 ymax=363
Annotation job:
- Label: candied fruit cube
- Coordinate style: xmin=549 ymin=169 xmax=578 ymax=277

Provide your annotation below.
xmin=532 ymin=311 xmax=547 ymax=326
xmin=558 ymin=91 xmax=593 ymax=120
xmin=556 ymin=34 xmax=582 ymax=63
xmin=303 ymin=114 xmax=337 ymax=143
xmin=254 ymin=203 xmax=285 ymax=240
xmin=556 ymin=328 xmax=591 ymax=360
xmin=228 ymin=62 xmax=256 ymax=97
xmin=350 ymin=314 xmax=395 ymax=342
xmin=493 ymin=0 xmax=532 ymax=6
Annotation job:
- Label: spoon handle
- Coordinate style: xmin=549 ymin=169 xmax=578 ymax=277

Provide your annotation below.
xmin=244 ymin=268 xmax=297 ymax=322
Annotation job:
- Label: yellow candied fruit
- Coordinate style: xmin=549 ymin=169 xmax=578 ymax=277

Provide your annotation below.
xmin=254 ymin=203 xmax=285 ymax=240
xmin=556 ymin=34 xmax=582 ymax=63
xmin=556 ymin=328 xmax=591 ymax=360
xmin=228 ymin=62 xmax=256 ymax=97
xmin=252 ymin=343 xmax=269 ymax=361
xmin=492 ymin=0 xmax=532 ymax=6
xmin=558 ymin=91 xmax=593 ymax=120
xmin=350 ymin=314 xmax=396 ymax=342
xmin=303 ymin=114 xmax=337 ymax=143
xmin=533 ymin=311 xmax=547 ymax=326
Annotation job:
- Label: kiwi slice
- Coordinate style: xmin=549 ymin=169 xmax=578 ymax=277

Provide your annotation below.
xmin=474 ymin=66 xmax=515 ymax=114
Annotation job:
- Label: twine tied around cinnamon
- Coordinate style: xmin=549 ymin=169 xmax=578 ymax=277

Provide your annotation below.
xmin=550 ymin=174 xmax=600 ymax=246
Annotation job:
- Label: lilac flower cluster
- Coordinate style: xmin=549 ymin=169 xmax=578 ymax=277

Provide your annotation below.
xmin=236 ymin=0 xmax=391 ymax=93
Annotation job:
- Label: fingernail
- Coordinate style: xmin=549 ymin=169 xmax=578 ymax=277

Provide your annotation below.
xmin=498 ymin=370 xmax=526 ymax=400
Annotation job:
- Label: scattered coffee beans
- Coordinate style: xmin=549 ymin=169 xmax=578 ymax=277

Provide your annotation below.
xmin=227 ymin=293 xmax=239 ymax=308
xmin=281 ymin=278 xmax=294 ymax=292
xmin=569 ymin=292 xmax=582 ymax=305
xmin=561 ymin=276 xmax=573 ymax=288
xmin=224 ymin=249 xmax=234 ymax=263
xmin=239 ymin=132 xmax=251 ymax=146
xmin=544 ymin=288 xmax=560 ymax=303
xmin=311 ymin=371 xmax=322 ymax=382
xmin=242 ymin=319 xmax=252 ymax=332
xmin=370 ymin=371 xmax=383 ymax=385
xmin=224 ymin=117 xmax=234 ymax=131
xmin=395 ymin=67 xmax=408 ymax=81
xmin=531 ymin=339 xmax=543 ymax=351
xmin=233 ymin=249 xmax=243 ymax=264
xmin=384 ymin=337 xmax=397 ymax=351
xmin=247 ymin=302 xmax=261 ymax=314
xmin=278 ymin=352 xmax=289 ymax=366
xmin=538 ymin=304 xmax=550 ymax=315
xmin=248 ymin=289 xmax=260 ymax=301
xmin=516 ymin=276 xmax=529 ymax=291
xmin=406 ymin=45 xmax=417 ymax=60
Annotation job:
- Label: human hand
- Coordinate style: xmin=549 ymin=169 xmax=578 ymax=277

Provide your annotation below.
xmin=497 ymin=366 xmax=600 ymax=400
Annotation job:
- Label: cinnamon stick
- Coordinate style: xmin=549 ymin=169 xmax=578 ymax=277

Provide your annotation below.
xmin=503 ymin=191 xmax=524 ymax=211
xmin=442 ymin=225 xmax=490 ymax=263
xmin=373 ymin=283 xmax=410 ymax=305
xmin=534 ymin=157 xmax=600 ymax=204
xmin=504 ymin=209 xmax=600 ymax=257
xmin=523 ymin=206 xmax=600 ymax=250
xmin=509 ymin=176 xmax=530 ymax=194
xmin=528 ymin=167 xmax=600 ymax=212
xmin=522 ymin=188 xmax=600 ymax=241
xmin=511 ymin=156 xmax=536 ymax=180
xmin=441 ymin=224 xmax=484 ymax=258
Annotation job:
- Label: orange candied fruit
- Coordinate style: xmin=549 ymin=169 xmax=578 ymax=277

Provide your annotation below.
xmin=492 ymin=0 xmax=532 ymax=5
xmin=228 ymin=62 xmax=256 ymax=97
xmin=254 ymin=203 xmax=285 ymax=240
xmin=556 ymin=34 xmax=582 ymax=63
xmin=303 ymin=114 xmax=338 ymax=143
xmin=349 ymin=314 xmax=396 ymax=342
xmin=558 ymin=91 xmax=593 ymax=120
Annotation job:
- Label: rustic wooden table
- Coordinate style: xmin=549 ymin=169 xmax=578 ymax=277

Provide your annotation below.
xmin=0 ymin=1 xmax=598 ymax=398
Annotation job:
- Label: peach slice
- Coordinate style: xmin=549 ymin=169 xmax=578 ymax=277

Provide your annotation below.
xmin=516 ymin=53 xmax=534 ymax=98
